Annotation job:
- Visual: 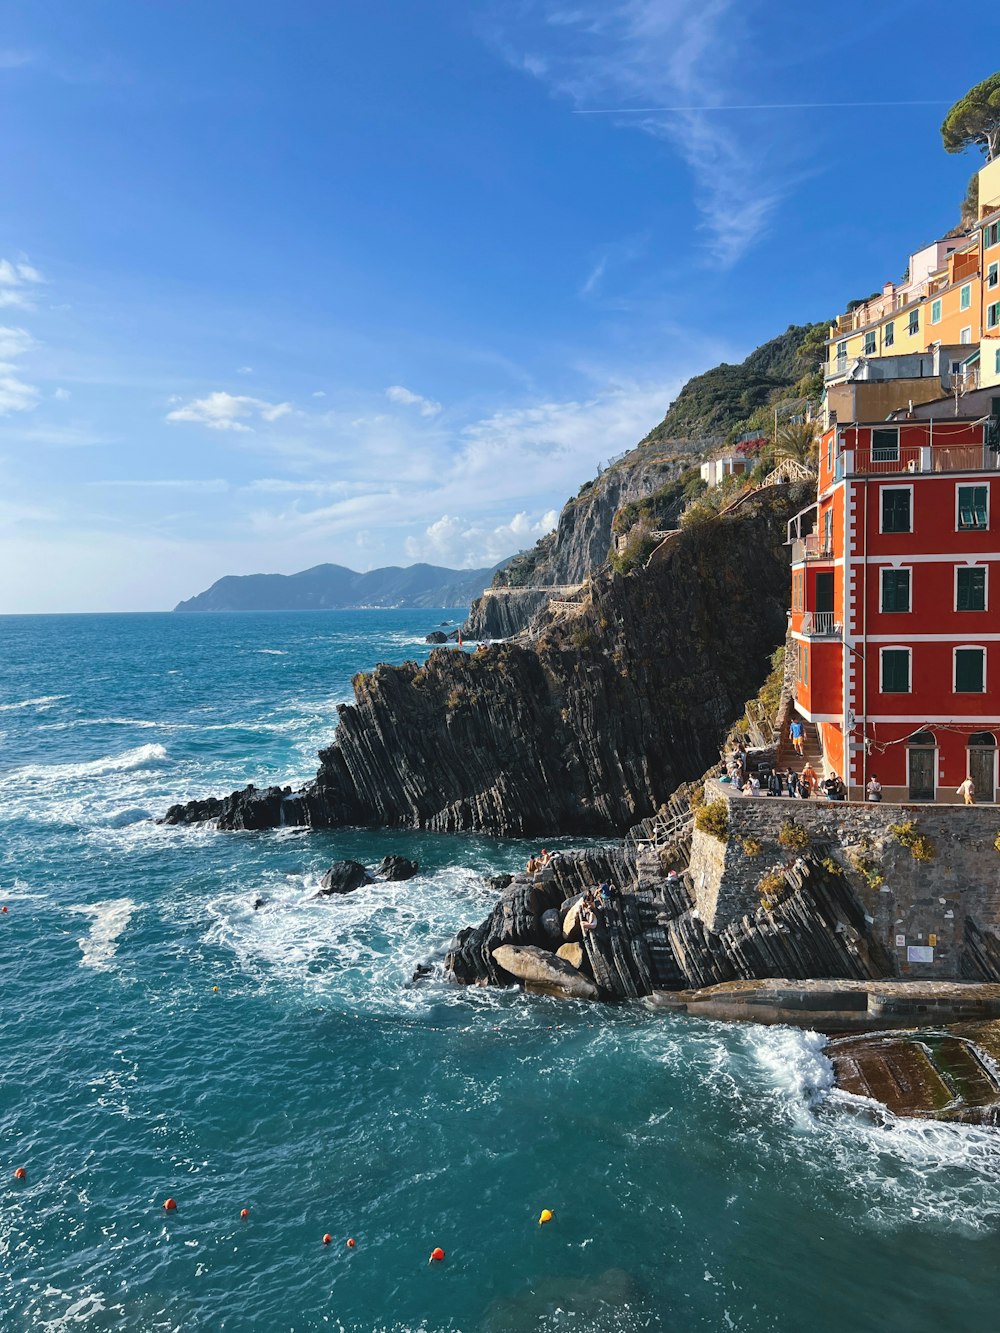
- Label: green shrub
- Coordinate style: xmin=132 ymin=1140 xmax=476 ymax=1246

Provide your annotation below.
xmin=740 ymin=835 xmax=763 ymax=858
xmin=850 ymin=853 xmax=885 ymax=890
xmin=777 ymin=819 xmax=810 ymax=854
xmin=889 ymin=819 xmax=937 ymax=862
xmin=995 ymin=832 xmax=1000 ymax=854
xmin=757 ymin=869 xmax=787 ymax=912
xmin=694 ymin=799 xmax=729 ymax=842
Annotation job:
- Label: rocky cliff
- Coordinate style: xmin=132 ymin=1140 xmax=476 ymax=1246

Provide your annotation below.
xmin=163 ymin=485 xmax=806 ymax=837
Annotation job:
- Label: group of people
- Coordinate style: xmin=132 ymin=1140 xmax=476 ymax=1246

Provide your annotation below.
xmin=525 ymin=848 xmax=554 ymax=875
xmin=727 ymin=745 xmax=848 ymax=801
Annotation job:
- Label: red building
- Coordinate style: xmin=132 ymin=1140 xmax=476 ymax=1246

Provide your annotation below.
xmin=788 ymin=396 xmax=1000 ymax=802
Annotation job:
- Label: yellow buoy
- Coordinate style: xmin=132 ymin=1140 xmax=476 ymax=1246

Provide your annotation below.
xmin=538 ymin=1209 xmax=553 ymax=1225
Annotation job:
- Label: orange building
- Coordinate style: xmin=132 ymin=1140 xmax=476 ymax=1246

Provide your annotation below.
xmin=788 ymin=396 xmax=1000 ymax=802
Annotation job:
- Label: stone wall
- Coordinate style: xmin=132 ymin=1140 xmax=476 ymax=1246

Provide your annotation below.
xmin=690 ymin=779 xmax=1000 ymax=979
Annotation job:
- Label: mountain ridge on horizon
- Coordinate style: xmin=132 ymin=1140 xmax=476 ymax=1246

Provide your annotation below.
xmin=173 ymin=559 xmax=511 ymax=613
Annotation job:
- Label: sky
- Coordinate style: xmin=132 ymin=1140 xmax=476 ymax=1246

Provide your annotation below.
xmin=0 ymin=1 xmax=993 ymax=612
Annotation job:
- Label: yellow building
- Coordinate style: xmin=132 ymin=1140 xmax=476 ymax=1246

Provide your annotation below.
xmin=978 ymin=156 xmax=1000 ymax=388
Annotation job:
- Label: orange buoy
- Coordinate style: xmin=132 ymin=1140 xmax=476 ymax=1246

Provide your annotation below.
xmin=163 ymin=1197 xmax=177 ymax=1212
xmin=346 ymin=1237 xmax=356 ymax=1248
xmin=213 ymin=986 xmax=219 ymax=993
xmin=14 ymin=1167 xmax=26 ymax=1181
xmin=322 ymin=1233 xmax=333 ymax=1245
xmin=240 ymin=1208 xmax=250 ymax=1220
xmin=429 ymin=1247 xmax=445 ymax=1263
xmin=538 ymin=1208 xmax=554 ymax=1225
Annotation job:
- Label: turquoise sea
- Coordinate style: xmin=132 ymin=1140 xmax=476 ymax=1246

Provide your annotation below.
xmin=3 ymin=610 xmax=1000 ymax=1332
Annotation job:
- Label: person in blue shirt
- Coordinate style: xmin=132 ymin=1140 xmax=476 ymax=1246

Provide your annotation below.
xmin=789 ymin=718 xmax=805 ymax=757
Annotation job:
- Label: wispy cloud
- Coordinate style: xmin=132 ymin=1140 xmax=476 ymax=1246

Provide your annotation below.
xmin=491 ymin=0 xmax=782 ymax=267
xmin=385 ymin=384 xmax=442 ymax=417
xmin=0 ymin=50 xmax=34 ymax=71
xmin=166 ymin=390 xmax=293 ymax=432
xmin=88 ymin=478 xmax=230 ymax=492
xmin=0 ymin=323 xmax=39 ymax=415
xmin=0 ymin=259 xmax=44 ymax=309
xmin=405 ymin=509 xmax=559 ymax=568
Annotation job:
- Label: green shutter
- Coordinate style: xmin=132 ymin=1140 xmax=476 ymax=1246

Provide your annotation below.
xmin=958 ymin=486 xmax=988 ymax=530
xmin=882 ymin=488 xmax=911 ymax=532
xmin=882 ymin=570 xmax=910 ymax=612
xmin=882 ymin=649 xmax=910 ymax=693
xmin=957 ymin=568 xmax=986 ymax=611
xmin=955 ymin=649 xmax=985 ymax=693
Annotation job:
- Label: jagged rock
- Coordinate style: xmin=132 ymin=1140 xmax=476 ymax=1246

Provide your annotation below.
xmin=492 ymin=944 xmax=599 ymax=1000
xmin=541 ymin=908 xmax=562 ymax=940
xmin=375 ymin=855 xmax=419 ymax=881
xmin=562 ymin=899 xmax=586 ymax=942
xmin=488 ymin=873 xmax=514 ymax=892
xmin=557 ymin=943 xmax=585 ymax=969
xmin=317 ymin=860 xmax=373 ymax=895
xmin=159 ymin=490 xmax=808 ymax=838
xmin=425 ymin=631 xmax=448 ymax=644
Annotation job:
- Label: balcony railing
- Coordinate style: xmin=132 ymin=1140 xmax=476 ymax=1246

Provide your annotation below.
xmin=791 ymin=533 xmax=834 ymax=564
xmin=840 ymin=445 xmax=1000 ymax=476
xmin=801 ymin=611 xmax=841 ymax=638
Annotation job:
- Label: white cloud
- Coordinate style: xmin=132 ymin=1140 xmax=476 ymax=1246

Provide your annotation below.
xmin=166 ymin=390 xmax=293 ymax=432
xmin=405 ymin=509 xmax=559 ymax=568
xmin=312 ymin=390 xmax=326 ymax=398
xmin=236 ymin=365 xmax=253 ymax=375
xmin=0 ymin=323 xmax=39 ymax=414
xmin=53 ymin=386 xmax=70 ymax=400
xmin=0 ymin=258 xmax=44 ymax=309
xmin=88 ymin=478 xmax=230 ymax=492
xmin=385 ymin=384 xmax=442 ymax=417
xmin=495 ymin=0 xmax=781 ymax=266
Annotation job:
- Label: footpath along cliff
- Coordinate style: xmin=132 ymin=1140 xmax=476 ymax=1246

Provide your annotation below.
xmin=163 ymin=485 xmax=805 ymax=836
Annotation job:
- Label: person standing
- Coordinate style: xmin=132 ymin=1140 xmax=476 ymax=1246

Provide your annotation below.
xmin=866 ymin=776 xmax=882 ymax=803
xmin=957 ymin=775 xmax=976 ymax=805
xmin=767 ymin=770 xmax=783 ymax=797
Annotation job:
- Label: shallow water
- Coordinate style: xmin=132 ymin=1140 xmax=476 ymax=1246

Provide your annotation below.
xmin=2 ymin=610 xmax=1000 ymax=1332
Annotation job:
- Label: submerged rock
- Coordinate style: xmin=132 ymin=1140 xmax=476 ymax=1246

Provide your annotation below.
xmin=317 ymin=860 xmax=373 ymax=895
xmin=492 ymin=944 xmax=599 ymax=1000
xmin=374 ymin=855 xmax=419 ymax=881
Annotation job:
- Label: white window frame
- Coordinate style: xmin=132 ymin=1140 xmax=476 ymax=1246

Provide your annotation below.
xmin=880 ymin=645 xmax=912 ymax=694
xmin=989 ymin=261 xmax=1000 ymax=289
xmin=880 ymin=565 xmax=911 ymax=613
xmin=955 ymin=482 xmax=990 ymax=532
xmin=988 ymin=301 xmax=1000 ymax=330
xmin=880 ymin=482 xmax=914 ymax=535
xmin=960 ymin=283 xmax=972 ymax=311
xmin=953 ymin=645 xmax=987 ymax=694
xmin=955 ymin=563 xmax=989 ymax=611
xmin=960 ymin=326 xmax=972 ymax=344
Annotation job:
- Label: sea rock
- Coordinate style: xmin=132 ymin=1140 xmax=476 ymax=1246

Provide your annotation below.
xmin=375 ymin=855 xmax=419 ymax=881
xmin=556 ymin=943 xmax=585 ymax=970
xmin=562 ymin=898 xmax=586 ymax=942
xmin=317 ymin=860 xmax=373 ymax=895
xmin=540 ymin=908 xmax=563 ymax=941
xmin=492 ymin=944 xmax=599 ymax=1000
xmin=425 ymin=631 xmax=448 ymax=644
xmin=488 ymin=873 xmax=514 ymax=892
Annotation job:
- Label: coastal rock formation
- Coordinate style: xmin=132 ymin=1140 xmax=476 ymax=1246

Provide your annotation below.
xmin=375 ymin=855 xmax=419 ymax=881
xmin=317 ymin=860 xmax=373 ymax=895
xmin=491 ymin=944 xmax=599 ymax=1000
xmin=162 ymin=488 xmax=806 ymax=838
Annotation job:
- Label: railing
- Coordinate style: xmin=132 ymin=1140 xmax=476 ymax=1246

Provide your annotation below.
xmin=801 ymin=611 xmax=841 ymax=638
xmin=791 ymin=533 xmax=833 ymax=564
xmin=841 ymin=445 xmax=1000 ymax=476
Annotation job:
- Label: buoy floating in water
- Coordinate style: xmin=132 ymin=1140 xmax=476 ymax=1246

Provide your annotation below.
xmin=429 ymin=1247 xmax=445 ymax=1264
xmin=163 ymin=1198 xmax=177 ymax=1212
xmin=322 ymin=1234 xmax=333 ymax=1245
xmin=538 ymin=1209 xmax=554 ymax=1225
xmin=240 ymin=1208 xmax=250 ymax=1220
xmin=346 ymin=1237 xmax=356 ymax=1248
xmin=1 ymin=905 xmax=8 ymax=913
xmin=213 ymin=986 xmax=219 ymax=993
xmin=14 ymin=1167 xmax=26 ymax=1181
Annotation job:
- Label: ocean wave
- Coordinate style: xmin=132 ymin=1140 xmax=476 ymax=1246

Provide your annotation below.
xmin=257 ymin=648 xmax=288 ymax=655
xmin=73 ymin=898 xmax=136 ymax=970
xmin=0 ymin=693 xmax=69 ymax=712
xmin=13 ymin=742 xmax=170 ymax=782
xmin=37 ymin=716 xmax=162 ymax=732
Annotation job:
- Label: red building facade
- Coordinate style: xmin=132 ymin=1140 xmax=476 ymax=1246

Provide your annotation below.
xmin=788 ymin=409 xmax=1000 ymax=802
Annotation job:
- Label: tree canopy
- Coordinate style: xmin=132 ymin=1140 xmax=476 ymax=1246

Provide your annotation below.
xmin=941 ymin=72 xmax=1000 ymax=161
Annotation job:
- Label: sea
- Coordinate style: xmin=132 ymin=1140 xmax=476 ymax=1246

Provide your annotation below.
xmin=3 ymin=609 xmax=1000 ymax=1333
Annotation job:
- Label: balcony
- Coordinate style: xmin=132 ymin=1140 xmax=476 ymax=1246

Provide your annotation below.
xmin=801 ymin=611 xmax=841 ymax=638
xmin=838 ymin=444 xmax=1000 ymax=477
xmin=791 ymin=533 xmax=834 ymax=564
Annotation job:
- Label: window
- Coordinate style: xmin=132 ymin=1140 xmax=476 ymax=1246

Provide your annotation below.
xmin=931 ymin=298 xmax=942 ymax=324
xmin=882 ymin=487 xmax=912 ymax=533
xmin=957 ymin=484 xmax=989 ymax=530
xmin=957 ymin=566 xmax=986 ymax=611
xmin=990 ymin=261 xmax=999 ymax=289
xmin=881 ymin=568 xmax=911 ymax=613
xmin=864 ymin=331 xmax=876 ymax=354
xmin=871 ymin=427 xmax=899 ymax=461
xmin=987 ymin=221 xmax=1000 ymax=248
xmin=881 ymin=648 xmax=911 ymax=693
xmin=884 ymin=320 xmax=894 ymax=347
xmin=908 ymin=309 xmax=919 ymax=335
xmin=836 ymin=339 xmax=847 ymax=362
xmin=988 ymin=302 xmax=1000 ymax=330
xmin=961 ymin=283 xmax=972 ymax=310
xmin=798 ymin=643 xmax=809 ymax=686
xmin=996 ymin=347 xmax=1000 ymax=375
xmin=823 ymin=508 xmax=833 ymax=552
xmin=961 ymin=326 xmax=973 ymax=344
xmin=955 ymin=647 xmax=986 ymax=693
xmin=826 ymin=434 xmax=833 ymax=473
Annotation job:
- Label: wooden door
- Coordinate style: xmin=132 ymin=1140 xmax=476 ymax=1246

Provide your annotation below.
xmin=908 ymin=747 xmax=935 ymax=801
xmin=970 ymin=746 xmax=996 ymax=803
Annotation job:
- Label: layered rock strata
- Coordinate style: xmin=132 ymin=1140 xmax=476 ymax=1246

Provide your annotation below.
xmin=163 ymin=489 xmax=803 ymax=837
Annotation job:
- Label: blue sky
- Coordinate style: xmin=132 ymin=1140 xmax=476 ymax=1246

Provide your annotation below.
xmin=0 ymin=1 xmax=991 ymax=612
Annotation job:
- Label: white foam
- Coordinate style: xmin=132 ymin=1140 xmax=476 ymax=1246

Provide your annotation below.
xmin=257 ymin=648 xmax=288 ymax=655
xmin=74 ymin=898 xmax=136 ymax=971
xmin=0 ymin=694 xmax=68 ymax=712
xmin=15 ymin=743 xmax=169 ymax=782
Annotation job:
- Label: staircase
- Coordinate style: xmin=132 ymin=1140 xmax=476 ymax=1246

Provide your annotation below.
xmin=776 ymin=717 xmax=824 ymax=775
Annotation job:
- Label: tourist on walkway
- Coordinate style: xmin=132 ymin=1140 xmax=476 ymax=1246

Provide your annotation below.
xmin=767 ymin=770 xmax=783 ymax=797
xmin=866 ymin=776 xmax=882 ymax=803
xmin=957 ymin=776 xmax=977 ymax=805
xmin=749 ymin=774 xmax=761 ymax=796
xmin=787 ymin=771 xmax=800 ymax=798
xmin=789 ymin=718 xmax=805 ymax=756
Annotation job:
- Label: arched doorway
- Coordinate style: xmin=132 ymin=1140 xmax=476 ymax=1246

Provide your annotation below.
xmin=968 ymin=732 xmax=997 ymax=804
xmin=907 ymin=730 xmax=936 ymax=801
